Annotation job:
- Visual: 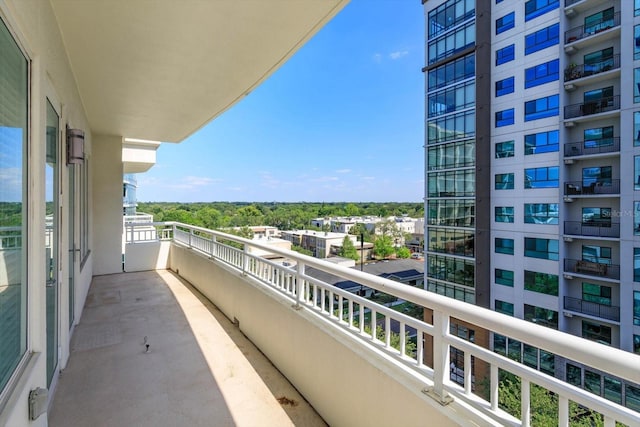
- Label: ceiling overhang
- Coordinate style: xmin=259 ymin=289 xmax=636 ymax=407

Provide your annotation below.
xmin=50 ymin=0 xmax=349 ymax=143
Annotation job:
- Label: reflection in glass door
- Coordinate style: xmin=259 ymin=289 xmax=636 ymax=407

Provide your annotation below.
xmin=45 ymin=99 xmax=59 ymax=387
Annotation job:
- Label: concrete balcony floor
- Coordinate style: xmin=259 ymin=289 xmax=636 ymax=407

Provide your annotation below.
xmin=49 ymin=270 xmax=326 ymax=427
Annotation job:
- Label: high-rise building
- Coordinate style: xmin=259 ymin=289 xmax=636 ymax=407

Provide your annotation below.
xmin=424 ymin=0 xmax=640 ymax=407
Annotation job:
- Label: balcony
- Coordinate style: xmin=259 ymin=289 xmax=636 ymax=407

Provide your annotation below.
xmin=565 ymin=0 xmax=602 ymax=14
xmin=564 ymin=138 xmax=620 ymax=159
xmin=47 ymin=221 xmax=640 ymax=426
xmin=564 ymin=258 xmax=620 ymax=281
xmin=564 ymin=12 xmax=620 ymax=53
xmin=564 ymin=296 xmax=620 ymax=322
xmin=564 ymin=54 xmax=620 ymax=89
xmin=564 ymin=180 xmax=620 ymax=197
xmin=564 ymin=221 xmax=620 ymax=238
xmin=564 ymin=95 xmax=620 ymax=121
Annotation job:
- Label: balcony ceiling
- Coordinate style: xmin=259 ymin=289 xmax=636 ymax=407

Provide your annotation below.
xmin=50 ymin=0 xmax=348 ymax=143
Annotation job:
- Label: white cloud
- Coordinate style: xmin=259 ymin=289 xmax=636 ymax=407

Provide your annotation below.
xmin=389 ymin=50 xmax=409 ymax=60
xmin=335 ymin=168 xmax=351 ymax=174
xmin=361 ymin=176 xmax=375 ymax=181
xmin=166 ymin=175 xmax=219 ymax=190
xmin=372 ymin=53 xmax=382 ymax=63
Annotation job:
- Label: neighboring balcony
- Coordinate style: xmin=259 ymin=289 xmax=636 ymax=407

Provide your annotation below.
xmin=564 ymin=54 xmax=620 ymax=89
xmin=111 ymin=222 xmax=640 ymax=426
xmin=564 ymin=296 xmax=620 ymax=322
xmin=564 ymin=12 xmax=620 ymax=53
xmin=564 ymin=138 xmax=619 ymax=159
xmin=564 ymin=95 xmax=620 ymax=120
xmin=564 ymin=258 xmax=620 ymax=280
xmin=564 ymin=179 xmax=620 ymax=197
xmin=564 ymin=221 xmax=620 ymax=238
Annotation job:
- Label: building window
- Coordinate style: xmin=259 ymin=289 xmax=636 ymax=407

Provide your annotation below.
xmin=428 ymin=0 xmax=475 ymax=38
xmin=524 ymin=59 xmax=559 ymax=89
xmin=495 ymin=268 xmax=514 ymax=287
xmin=428 ymin=53 xmax=475 ymax=92
xmin=626 ymin=385 xmax=640 ymax=412
xmin=0 ymin=17 xmax=28 ymax=396
xmin=584 ymin=8 xmax=614 ymax=37
xmin=582 ymin=207 xmax=611 ymax=227
xmin=495 ymin=300 xmax=514 ymax=316
xmin=525 ymin=23 xmax=559 ymax=55
xmin=428 ymin=21 xmax=476 ymax=65
xmin=582 ymin=282 xmax=611 ymax=306
xmin=495 ymin=76 xmax=514 ymax=97
xmin=634 ymin=291 xmax=640 ymax=326
xmin=495 ymin=173 xmax=514 ymax=190
xmin=495 ymin=237 xmax=514 ymax=255
xmin=428 ymin=228 xmax=474 ymax=256
xmin=428 ymin=199 xmax=475 ymax=227
xmin=524 ymin=237 xmax=558 ymax=260
xmin=496 ymin=12 xmax=515 ymax=35
xmin=496 ymin=44 xmax=515 ymax=66
xmin=635 ymin=156 xmax=640 ymax=190
xmin=582 ymin=165 xmax=611 ymax=189
xmin=524 ymin=94 xmax=559 ymax=121
xmin=635 ymin=335 xmax=640 ymax=354
xmin=582 ymin=321 xmax=611 ymax=345
xmin=524 ymin=270 xmax=558 ymax=296
xmin=495 ymin=108 xmax=514 ymax=127
xmin=635 ymin=112 xmax=640 ymax=147
xmin=583 ymin=47 xmax=614 ymax=75
xmin=495 ymin=140 xmax=514 ymax=158
xmin=525 ymin=0 xmax=558 ymax=22
xmin=524 ymin=130 xmax=558 ymax=155
xmin=427 ymin=254 xmax=475 ymax=287
xmin=635 ymin=248 xmax=640 ymax=282
xmin=427 ymin=170 xmax=475 ymax=197
xmin=524 ymin=203 xmax=558 ymax=224
xmin=584 ymin=126 xmax=613 ymax=149
xmin=567 ymin=364 xmax=582 ymax=387
xmin=585 ymin=370 xmax=601 ymax=395
xmin=427 ymin=110 xmax=475 ymax=145
xmin=428 ymin=139 xmax=475 ymax=171
xmin=582 ymin=245 xmax=611 ymax=265
xmin=637 ymin=0 xmax=640 ymax=16
xmin=524 ymin=304 xmax=558 ymax=329
xmin=636 ymin=69 xmax=640 ymax=103
xmin=525 ymin=166 xmax=558 ymax=188
xmin=428 ymin=80 xmax=475 ymax=118
xmin=636 ymin=26 xmax=640 ymax=60
xmin=636 ymin=202 xmax=640 ymax=235
xmin=495 ymin=206 xmax=514 ymax=223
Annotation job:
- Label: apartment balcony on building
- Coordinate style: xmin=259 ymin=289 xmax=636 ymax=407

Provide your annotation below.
xmin=564 ymin=95 xmax=620 ymax=121
xmin=564 ymin=137 xmax=620 ymax=159
xmin=564 ymin=10 xmax=620 ymax=53
xmin=564 ymin=221 xmax=620 ymax=239
xmin=564 ymin=179 xmax=620 ymax=197
xmin=564 ymin=258 xmax=620 ymax=281
xmin=564 ymin=54 xmax=620 ymax=89
xmin=564 ymin=296 xmax=620 ymax=322
xmin=103 ymin=222 xmax=640 ymax=426
xmin=564 ymin=0 xmax=608 ymax=14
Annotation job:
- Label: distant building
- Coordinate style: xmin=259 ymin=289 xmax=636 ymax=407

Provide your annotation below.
xmin=280 ymin=230 xmax=357 ymax=259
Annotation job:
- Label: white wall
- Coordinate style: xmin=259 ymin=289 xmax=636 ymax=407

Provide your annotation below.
xmin=92 ymin=135 xmax=124 ymax=275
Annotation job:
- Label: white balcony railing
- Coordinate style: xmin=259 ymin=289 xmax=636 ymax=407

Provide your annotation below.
xmin=127 ymin=222 xmax=640 ymax=426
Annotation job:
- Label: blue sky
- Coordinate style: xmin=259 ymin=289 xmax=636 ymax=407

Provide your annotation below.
xmin=138 ymin=0 xmax=425 ymax=203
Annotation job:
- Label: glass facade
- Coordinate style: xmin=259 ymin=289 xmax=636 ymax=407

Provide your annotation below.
xmin=524 ymin=270 xmax=558 ymax=296
xmin=524 ymin=237 xmax=559 ymax=260
xmin=426 ymin=0 xmax=476 ymax=305
xmin=524 ymin=203 xmax=558 ymax=224
xmin=524 ymin=130 xmax=558 ymax=155
xmin=524 ymin=23 xmax=559 ymax=55
xmin=524 ymin=59 xmax=559 ymax=88
xmin=0 ymin=17 xmax=28 ymax=395
xmin=495 ymin=268 xmax=514 ymax=287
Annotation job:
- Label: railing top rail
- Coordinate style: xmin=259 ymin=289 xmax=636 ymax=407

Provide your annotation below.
xmin=162 ymin=221 xmax=640 ymax=385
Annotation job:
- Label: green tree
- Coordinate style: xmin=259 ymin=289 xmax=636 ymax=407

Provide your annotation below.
xmin=339 ymin=236 xmax=360 ymax=261
xmin=395 ymin=246 xmax=411 ymax=259
xmin=373 ymin=235 xmax=394 ymax=259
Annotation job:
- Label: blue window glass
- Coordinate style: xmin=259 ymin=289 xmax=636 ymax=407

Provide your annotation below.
xmin=497 ymin=0 xmax=504 ymax=3
xmin=495 ymin=173 xmax=514 ymax=190
xmin=525 ymin=0 xmax=558 ymax=22
xmin=496 ymin=12 xmax=515 ymax=35
xmin=525 ymin=59 xmax=559 ymax=89
xmin=524 ymin=130 xmax=559 ymax=155
xmin=496 ymin=44 xmax=515 ymax=65
xmin=524 ymin=94 xmax=559 ymax=121
xmin=495 ymin=76 xmax=514 ymax=97
xmin=495 ymin=238 xmax=515 ymax=255
xmin=525 ymin=23 xmax=559 ymax=55
xmin=496 ymin=108 xmax=514 ymax=127
xmin=525 ymin=166 xmax=559 ymax=188
xmin=637 ymin=0 xmax=640 ymax=17
xmin=524 ymin=238 xmax=559 ymax=260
